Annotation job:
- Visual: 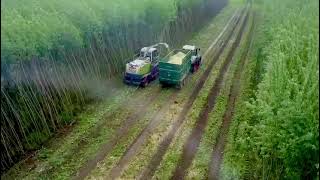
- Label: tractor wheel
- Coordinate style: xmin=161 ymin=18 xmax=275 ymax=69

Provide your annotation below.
xmin=193 ymin=65 xmax=197 ymax=73
xmin=195 ymin=64 xmax=199 ymax=72
xmin=152 ymin=75 xmax=156 ymax=81
xmin=141 ymin=78 xmax=148 ymax=88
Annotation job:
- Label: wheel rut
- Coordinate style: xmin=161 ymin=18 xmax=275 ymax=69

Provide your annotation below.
xmin=73 ymin=88 xmax=162 ymax=180
xmin=170 ymin=6 xmax=250 ymax=180
xmin=137 ymin=8 xmax=245 ymax=180
xmin=208 ymin=9 xmax=255 ymax=180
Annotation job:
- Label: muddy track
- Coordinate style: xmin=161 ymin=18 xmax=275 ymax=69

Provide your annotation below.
xmin=137 ymin=8 xmax=245 ymax=180
xmin=208 ymin=10 xmax=255 ymax=180
xmin=170 ymin=6 xmax=250 ymax=180
xmin=73 ymin=87 xmax=162 ymax=180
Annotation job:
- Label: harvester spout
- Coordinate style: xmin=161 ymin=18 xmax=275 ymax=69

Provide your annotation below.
xmin=151 ymin=42 xmax=170 ymax=51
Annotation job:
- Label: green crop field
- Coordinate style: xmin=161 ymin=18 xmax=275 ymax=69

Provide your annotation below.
xmin=1 ymin=0 xmax=318 ymax=179
xmin=221 ymin=0 xmax=319 ymax=179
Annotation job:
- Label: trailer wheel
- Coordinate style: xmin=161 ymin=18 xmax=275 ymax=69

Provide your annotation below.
xmin=177 ymin=78 xmax=185 ymax=89
xmin=160 ymin=82 xmax=167 ymax=88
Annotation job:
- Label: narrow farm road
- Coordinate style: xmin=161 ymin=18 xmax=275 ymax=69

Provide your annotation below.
xmin=208 ymin=9 xmax=255 ymax=180
xmin=170 ymin=5 xmax=250 ymax=179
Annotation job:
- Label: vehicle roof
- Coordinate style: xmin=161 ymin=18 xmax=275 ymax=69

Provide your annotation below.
xmin=182 ymin=45 xmax=196 ymax=51
xmin=141 ymin=47 xmax=157 ymax=53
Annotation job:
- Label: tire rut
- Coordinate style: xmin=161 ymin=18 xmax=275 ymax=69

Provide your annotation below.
xmin=137 ymin=8 xmax=245 ymax=180
xmin=170 ymin=6 xmax=250 ymax=180
xmin=208 ymin=9 xmax=255 ymax=180
xmin=73 ymin=88 xmax=162 ymax=180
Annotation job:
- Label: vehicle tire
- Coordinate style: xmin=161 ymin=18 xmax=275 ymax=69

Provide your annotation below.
xmin=141 ymin=78 xmax=148 ymax=88
xmin=177 ymin=78 xmax=185 ymax=89
xmin=152 ymin=75 xmax=157 ymax=81
xmin=193 ymin=65 xmax=197 ymax=73
xmin=195 ymin=64 xmax=200 ymax=72
xmin=160 ymin=82 xmax=166 ymax=88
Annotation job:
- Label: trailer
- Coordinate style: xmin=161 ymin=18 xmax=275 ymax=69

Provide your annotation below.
xmin=159 ymin=45 xmax=201 ymax=89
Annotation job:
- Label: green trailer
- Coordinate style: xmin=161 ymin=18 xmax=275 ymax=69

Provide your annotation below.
xmin=159 ymin=45 xmax=202 ymax=89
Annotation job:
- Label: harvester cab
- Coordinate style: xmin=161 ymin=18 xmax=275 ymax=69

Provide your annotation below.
xmin=124 ymin=43 xmax=169 ymax=87
xmin=139 ymin=47 xmax=159 ymax=64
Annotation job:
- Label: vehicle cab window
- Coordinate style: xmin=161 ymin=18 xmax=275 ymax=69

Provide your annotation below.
xmin=140 ymin=51 xmax=145 ymax=57
xmin=192 ymin=49 xmax=197 ymax=56
xmin=153 ymin=50 xmax=159 ymax=58
xmin=195 ymin=48 xmax=200 ymax=56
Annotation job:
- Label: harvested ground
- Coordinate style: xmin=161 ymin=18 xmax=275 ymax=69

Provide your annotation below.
xmin=170 ymin=6 xmax=249 ymax=179
xmin=137 ymin=8 xmax=244 ymax=180
xmin=208 ymin=9 xmax=254 ymax=180
xmin=107 ymin=91 xmax=178 ymax=179
xmin=73 ymin=88 xmax=162 ymax=180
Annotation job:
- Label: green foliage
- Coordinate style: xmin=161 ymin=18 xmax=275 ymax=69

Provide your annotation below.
xmin=1 ymin=0 xmax=177 ymax=63
xmin=223 ymin=0 xmax=319 ymax=179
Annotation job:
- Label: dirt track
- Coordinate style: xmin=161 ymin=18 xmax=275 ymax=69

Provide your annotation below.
xmin=137 ymin=8 xmax=245 ymax=180
xmin=170 ymin=6 xmax=250 ymax=180
xmin=208 ymin=9 xmax=254 ymax=180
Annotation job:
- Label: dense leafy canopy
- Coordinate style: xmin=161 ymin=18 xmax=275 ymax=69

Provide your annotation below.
xmin=222 ymin=0 xmax=319 ymax=179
